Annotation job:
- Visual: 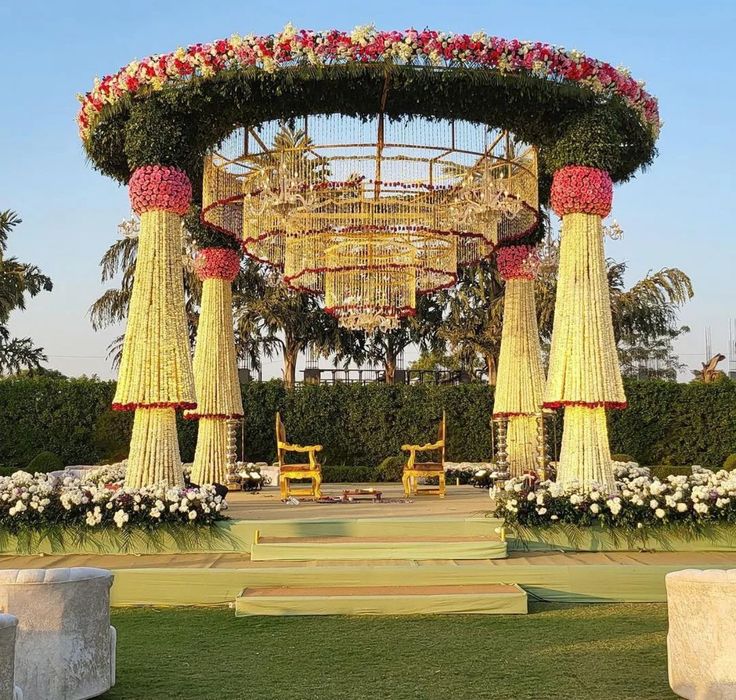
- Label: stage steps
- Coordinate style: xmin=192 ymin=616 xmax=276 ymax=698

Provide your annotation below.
xmin=250 ymin=531 xmax=507 ymax=561
xmin=235 ymin=583 xmax=527 ymax=616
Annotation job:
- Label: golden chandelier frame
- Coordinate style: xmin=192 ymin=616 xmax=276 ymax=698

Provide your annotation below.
xmin=203 ymin=114 xmax=539 ymax=331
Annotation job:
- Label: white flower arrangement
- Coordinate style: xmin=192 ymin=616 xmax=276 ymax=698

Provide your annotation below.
xmin=0 ymin=469 xmax=227 ymax=533
xmin=494 ymin=465 xmax=736 ymax=531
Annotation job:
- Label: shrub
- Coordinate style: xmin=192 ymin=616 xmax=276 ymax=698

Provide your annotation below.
xmin=26 ymin=451 xmax=64 ymax=474
xmin=650 ymin=465 xmax=694 ymax=481
xmin=724 ymin=454 xmax=736 ymax=471
xmin=611 ymin=453 xmax=635 ymax=463
xmin=92 ymin=410 xmax=133 ymax=463
xmin=2 ymin=377 xmax=736 ymax=471
xmin=320 ymin=465 xmax=377 ymax=483
xmin=376 ymin=456 xmax=406 ymax=482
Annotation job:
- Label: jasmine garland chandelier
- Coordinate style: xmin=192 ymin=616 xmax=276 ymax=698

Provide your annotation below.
xmin=203 ymin=115 xmax=539 ymax=331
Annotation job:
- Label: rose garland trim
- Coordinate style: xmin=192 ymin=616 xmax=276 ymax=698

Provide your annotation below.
xmin=550 ymin=165 xmax=613 ymax=217
xmin=129 ymin=165 xmax=192 ymax=215
xmin=496 ymin=245 xmax=540 ymax=280
xmin=112 ymin=401 xmax=197 ymax=412
xmin=78 ymin=25 xmax=660 ymax=141
xmin=542 ymin=400 xmax=628 ymax=411
xmin=194 ymin=247 xmax=241 ymax=281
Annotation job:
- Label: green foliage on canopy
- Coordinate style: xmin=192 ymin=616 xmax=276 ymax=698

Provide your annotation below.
xmin=84 ymin=64 xmax=657 ymax=200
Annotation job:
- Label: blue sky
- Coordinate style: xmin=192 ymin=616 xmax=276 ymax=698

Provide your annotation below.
xmin=1 ymin=0 xmax=734 ymax=379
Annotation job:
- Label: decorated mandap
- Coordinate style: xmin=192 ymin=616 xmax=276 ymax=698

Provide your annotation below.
xmin=78 ymin=25 xmax=660 ymax=491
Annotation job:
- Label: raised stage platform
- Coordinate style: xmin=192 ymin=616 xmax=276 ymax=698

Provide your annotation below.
xmin=1 ymin=484 xmax=735 ymax=613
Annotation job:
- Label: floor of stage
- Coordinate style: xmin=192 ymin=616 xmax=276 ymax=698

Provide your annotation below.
xmin=223 ymin=483 xmax=491 ymax=520
xmin=3 ymin=550 xmax=735 ymax=570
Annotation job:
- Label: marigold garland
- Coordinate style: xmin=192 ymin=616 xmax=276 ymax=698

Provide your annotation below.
xmin=493 ymin=245 xmax=545 ymax=475
xmin=186 ymin=275 xmax=243 ymax=420
xmin=543 ymin=212 xmax=625 ymax=408
xmin=190 ymin=417 xmax=230 ymax=486
xmin=125 ymin=408 xmax=184 ymax=489
xmin=113 ymin=209 xmax=196 ymax=410
xmin=556 ymin=406 xmax=615 ymax=490
xmin=116 ymin=167 xmax=195 ymax=489
xmin=186 ymin=247 xmax=243 ymax=485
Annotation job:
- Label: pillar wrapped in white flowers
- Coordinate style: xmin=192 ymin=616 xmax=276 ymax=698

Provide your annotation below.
xmin=185 ymin=247 xmax=244 ymax=485
xmin=493 ymin=245 xmax=545 ymax=476
xmin=666 ymin=569 xmax=736 ymax=699
xmin=113 ymin=165 xmax=196 ymax=489
xmin=544 ymin=166 xmax=625 ymax=490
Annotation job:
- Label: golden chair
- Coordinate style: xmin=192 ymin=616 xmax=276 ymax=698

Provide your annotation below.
xmin=275 ymin=412 xmax=323 ymax=500
xmin=401 ymin=410 xmax=446 ymax=498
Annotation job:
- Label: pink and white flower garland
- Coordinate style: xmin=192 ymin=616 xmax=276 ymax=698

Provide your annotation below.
xmin=77 ymin=26 xmax=660 ymax=141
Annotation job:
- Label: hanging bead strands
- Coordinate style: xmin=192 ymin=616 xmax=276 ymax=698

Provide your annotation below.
xmin=203 ymin=116 xmax=539 ymax=331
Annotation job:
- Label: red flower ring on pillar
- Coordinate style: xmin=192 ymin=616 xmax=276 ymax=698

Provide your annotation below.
xmin=194 ymin=247 xmax=241 ymax=281
xmin=496 ymin=245 xmax=540 ymax=281
xmin=550 ymin=166 xmax=613 ymax=217
xmin=128 ymin=165 xmax=192 ymax=215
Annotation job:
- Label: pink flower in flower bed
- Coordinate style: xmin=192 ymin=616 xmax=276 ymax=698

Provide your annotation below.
xmin=550 ymin=165 xmax=613 ymax=217
xmin=496 ymin=245 xmax=539 ymax=281
xmin=128 ymin=165 xmax=192 ymax=215
xmin=194 ymin=247 xmax=241 ymax=281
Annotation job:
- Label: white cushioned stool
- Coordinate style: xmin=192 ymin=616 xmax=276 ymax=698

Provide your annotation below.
xmin=0 ymin=613 xmax=22 ymax=700
xmin=0 ymin=568 xmax=115 ymax=700
xmin=666 ymin=568 xmax=736 ymax=700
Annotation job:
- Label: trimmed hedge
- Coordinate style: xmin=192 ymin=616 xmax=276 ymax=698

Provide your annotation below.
xmin=0 ymin=377 xmax=735 ymax=470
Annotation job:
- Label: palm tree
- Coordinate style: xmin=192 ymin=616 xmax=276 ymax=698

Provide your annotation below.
xmin=233 ymin=267 xmax=362 ymax=389
xmin=434 ymin=260 xmax=505 ymax=383
xmin=535 ymin=235 xmax=693 ymax=376
xmin=365 ymin=294 xmax=444 ymax=384
xmin=0 ymin=210 xmax=53 ymax=373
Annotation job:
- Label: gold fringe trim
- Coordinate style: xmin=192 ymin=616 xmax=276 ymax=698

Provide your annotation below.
xmin=557 ymin=406 xmax=614 ymax=490
xmin=113 ymin=209 xmax=195 ymax=407
xmin=125 ymin=408 xmax=184 ymax=489
xmin=191 ymin=417 xmax=229 ymax=485
xmin=544 ymin=212 xmax=625 ymax=405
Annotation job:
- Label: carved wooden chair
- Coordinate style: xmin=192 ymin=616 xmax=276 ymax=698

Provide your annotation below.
xmin=401 ymin=410 xmax=446 ymax=498
xmin=275 ymin=412 xmax=323 ymax=500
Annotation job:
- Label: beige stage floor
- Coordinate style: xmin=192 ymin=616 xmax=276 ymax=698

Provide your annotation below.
xmin=224 ymin=483 xmax=492 ymax=520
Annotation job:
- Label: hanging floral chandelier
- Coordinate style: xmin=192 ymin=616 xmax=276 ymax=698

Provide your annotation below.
xmin=203 ymin=115 xmax=539 ymax=331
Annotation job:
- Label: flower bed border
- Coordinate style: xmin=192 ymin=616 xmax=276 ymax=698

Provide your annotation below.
xmin=0 ymin=519 xmax=246 ymax=556
xmin=505 ymin=522 xmax=736 ymax=552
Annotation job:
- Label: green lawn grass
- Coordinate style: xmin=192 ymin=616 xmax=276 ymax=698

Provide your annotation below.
xmin=103 ymin=603 xmax=676 ymax=700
